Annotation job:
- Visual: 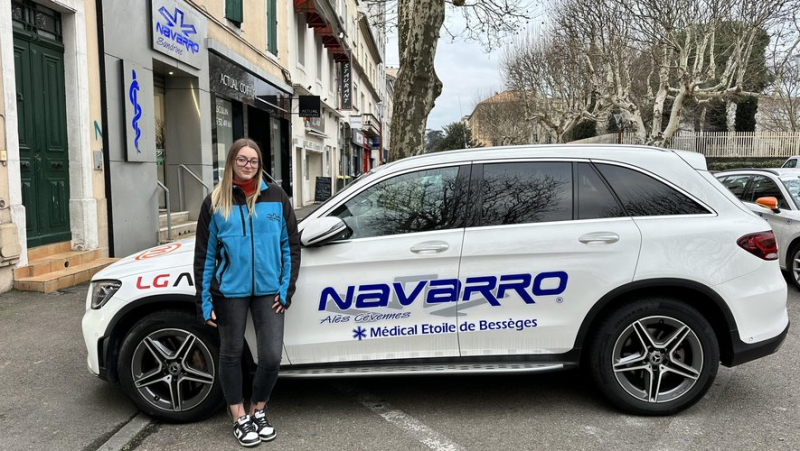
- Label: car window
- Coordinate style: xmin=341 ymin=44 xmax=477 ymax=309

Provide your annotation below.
xmin=746 ymin=176 xmax=790 ymax=209
xmin=480 ymin=162 xmax=572 ymax=226
xmin=781 ymin=178 xmax=800 ymax=208
xmin=784 ymin=158 xmax=797 ymax=168
xmin=595 ymin=163 xmax=710 ymax=216
xmin=330 ymin=166 xmax=461 ymax=239
xmin=719 ymin=175 xmax=750 ymax=199
xmin=577 ymin=163 xmax=626 ymax=219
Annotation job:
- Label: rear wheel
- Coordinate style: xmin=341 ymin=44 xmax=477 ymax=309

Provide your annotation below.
xmin=788 ymin=243 xmax=800 ymax=289
xmin=118 ymin=311 xmax=224 ymax=422
xmin=589 ymin=298 xmax=720 ymax=415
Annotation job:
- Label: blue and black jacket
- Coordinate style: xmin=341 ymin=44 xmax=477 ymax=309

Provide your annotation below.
xmin=193 ymin=180 xmax=300 ymax=321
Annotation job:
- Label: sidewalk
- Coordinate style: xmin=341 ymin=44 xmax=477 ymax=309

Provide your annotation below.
xmin=294 ymin=202 xmax=322 ymax=220
xmin=0 ymin=285 xmax=139 ymax=450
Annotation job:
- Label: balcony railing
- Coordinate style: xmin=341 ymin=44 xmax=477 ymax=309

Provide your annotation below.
xmin=362 ymin=113 xmax=380 ymax=136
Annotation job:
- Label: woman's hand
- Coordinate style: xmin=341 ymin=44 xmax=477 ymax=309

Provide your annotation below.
xmin=206 ymin=310 xmax=217 ymax=328
xmin=272 ymin=295 xmax=285 ymax=314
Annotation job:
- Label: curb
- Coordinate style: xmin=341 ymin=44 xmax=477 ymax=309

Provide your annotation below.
xmin=97 ymin=413 xmax=153 ymax=451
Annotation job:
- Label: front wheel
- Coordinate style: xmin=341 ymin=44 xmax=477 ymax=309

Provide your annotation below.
xmin=588 ymin=298 xmax=720 ymax=415
xmin=118 ymin=311 xmax=224 ymax=423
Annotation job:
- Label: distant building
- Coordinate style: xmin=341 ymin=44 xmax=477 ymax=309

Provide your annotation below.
xmin=467 ymin=91 xmax=533 ymax=147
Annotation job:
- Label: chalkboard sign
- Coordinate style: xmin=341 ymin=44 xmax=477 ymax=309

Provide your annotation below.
xmin=314 ymin=176 xmax=332 ymax=202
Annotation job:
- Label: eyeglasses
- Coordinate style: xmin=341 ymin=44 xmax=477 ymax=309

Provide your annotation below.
xmin=235 ymin=157 xmax=260 ymax=167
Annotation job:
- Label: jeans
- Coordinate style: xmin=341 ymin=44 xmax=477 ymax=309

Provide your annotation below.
xmin=215 ymin=295 xmax=285 ymax=406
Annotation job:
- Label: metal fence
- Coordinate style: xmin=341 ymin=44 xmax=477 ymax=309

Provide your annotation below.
xmin=572 ymin=131 xmax=800 ymax=158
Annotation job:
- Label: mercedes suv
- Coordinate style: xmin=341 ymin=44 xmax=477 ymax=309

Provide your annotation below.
xmin=82 ymin=145 xmax=789 ymax=422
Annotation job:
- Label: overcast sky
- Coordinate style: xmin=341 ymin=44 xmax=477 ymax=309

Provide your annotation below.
xmin=385 ymin=33 xmax=506 ymax=132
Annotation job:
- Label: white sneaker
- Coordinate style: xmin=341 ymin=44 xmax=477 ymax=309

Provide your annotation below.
xmin=251 ymin=409 xmax=276 ymax=442
xmin=233 ymin=415 xmax=261 ymax=447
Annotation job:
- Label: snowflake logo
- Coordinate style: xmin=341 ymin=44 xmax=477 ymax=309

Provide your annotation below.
xmin=353 ymin=326 xmax=367 ymax=341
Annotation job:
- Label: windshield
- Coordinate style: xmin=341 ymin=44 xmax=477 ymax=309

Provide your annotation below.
xmin=781 ymin=177 xmax=800 ymax=207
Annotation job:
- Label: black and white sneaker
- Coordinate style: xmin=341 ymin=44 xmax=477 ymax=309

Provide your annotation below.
xmin=251 ymin=409 xmax=276 ymax=442
xmin=233 ymin=415 xmax=261 ymax=447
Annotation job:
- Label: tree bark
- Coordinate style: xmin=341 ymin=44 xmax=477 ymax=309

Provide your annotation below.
xmin=389 ymin=0 xmax=445 ymax=161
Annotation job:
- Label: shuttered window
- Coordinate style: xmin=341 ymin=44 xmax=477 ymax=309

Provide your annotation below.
xmin=226 ymin=0 xmax=243 ymax=25
xmin=267 ymin=0 xmax=277 ymax=55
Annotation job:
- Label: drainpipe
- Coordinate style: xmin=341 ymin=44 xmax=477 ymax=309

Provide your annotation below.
xmin=95 ymin=0 xmax=115 ymax=257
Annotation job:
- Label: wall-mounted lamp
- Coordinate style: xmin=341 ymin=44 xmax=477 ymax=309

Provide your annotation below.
xmin=168 ymin=71 xmax=174 ymax=75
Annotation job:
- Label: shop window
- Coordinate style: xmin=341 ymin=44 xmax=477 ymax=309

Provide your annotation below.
xmin=226 ymin=0 xmax=243 ymax=26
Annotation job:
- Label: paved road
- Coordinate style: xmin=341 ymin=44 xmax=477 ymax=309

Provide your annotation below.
xmin=1 ymin=279 xmax=796 ymax=451
xmin=136 ymin=282 xmax=800 ymax=451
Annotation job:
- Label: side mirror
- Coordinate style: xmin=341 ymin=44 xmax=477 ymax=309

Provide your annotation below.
xmin=755 ymin=196 xmax=781 ymax=213
xmin=301 ymin=217 xmax=348 ymax=247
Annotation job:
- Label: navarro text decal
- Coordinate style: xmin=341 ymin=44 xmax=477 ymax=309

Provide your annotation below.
xmin=320 ymin=272 xmax=568 ymax=311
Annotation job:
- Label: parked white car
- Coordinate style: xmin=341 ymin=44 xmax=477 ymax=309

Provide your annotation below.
xmin=82 ymin=145 xmax=789 ymax=422
xmin=716 ymin=168 xmax=800 ymax=288
xmin=781 ymin=156 xmax=800 ymax=168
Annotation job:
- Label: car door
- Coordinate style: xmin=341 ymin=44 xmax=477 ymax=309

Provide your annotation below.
xmin=284 ymin=164 xmax=469 ymax=365
xmin=456 ymin=161 xmax=642 ymax=357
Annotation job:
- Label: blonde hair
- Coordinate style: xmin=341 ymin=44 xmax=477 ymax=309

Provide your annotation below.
xmin=211 ymin=138 xmax=264 ymax=220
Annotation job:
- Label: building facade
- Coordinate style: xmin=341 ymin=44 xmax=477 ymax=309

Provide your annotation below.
xmin=290 ymin=0 xmax=349 ymax=207
xmin=0 ymin=0 xmax=107 ymax=291
xmin=98 ymin=0 xmax=293 ymax=256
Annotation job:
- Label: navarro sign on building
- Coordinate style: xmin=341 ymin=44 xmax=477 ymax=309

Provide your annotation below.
xmin=151 ymin=0 xmax=207 ymax=69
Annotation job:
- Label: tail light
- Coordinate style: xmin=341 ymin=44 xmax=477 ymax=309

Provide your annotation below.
xmin=737 ymin=231 xmax=778 ymax=260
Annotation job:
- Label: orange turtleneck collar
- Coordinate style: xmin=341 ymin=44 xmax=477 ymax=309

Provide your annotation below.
xmin=232 ymin=178 xmax=258 ymax=197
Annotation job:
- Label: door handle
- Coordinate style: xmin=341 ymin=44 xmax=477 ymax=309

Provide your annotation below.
xmin=410 ymin=241 xmax=449 ymax=254
xmin=579 ymin=232 xmax=620 ymax=244
xmin=20 ymin=161 xmax=30 ymax=169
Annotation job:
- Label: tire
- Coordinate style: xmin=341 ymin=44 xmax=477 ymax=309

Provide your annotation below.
xmin=787 ymin=243 xmax=800 ymax=290
xmin=118 ymin=310 xmax=224 ymax=423
xmin=588 ymin=298 xmax=720 ymax=415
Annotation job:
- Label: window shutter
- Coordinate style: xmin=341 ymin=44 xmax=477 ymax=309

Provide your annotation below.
xmin=226 ymin=0 xmax=243 ymax=24
xmin=267 ymin=0 xmax=278 ymax=55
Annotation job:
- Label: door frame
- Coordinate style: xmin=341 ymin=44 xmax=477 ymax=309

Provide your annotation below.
xmin=2 ymin=0 xmax=99 ymax=263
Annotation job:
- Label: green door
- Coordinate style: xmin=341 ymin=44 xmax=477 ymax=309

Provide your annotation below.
xmin=14 ymin=33 xmax=71 ymax=247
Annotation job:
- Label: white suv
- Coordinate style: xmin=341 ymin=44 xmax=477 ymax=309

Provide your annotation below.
xmin=82 ymin=145 xmax=789 ymax=422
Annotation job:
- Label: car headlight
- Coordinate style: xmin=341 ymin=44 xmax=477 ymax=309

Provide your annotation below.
xmin=91 ymin=280 xmax=122 ymax=309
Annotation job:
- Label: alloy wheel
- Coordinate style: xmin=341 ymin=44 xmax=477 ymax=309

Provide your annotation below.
xmin=792 ymin=248 xmax=800 ymax=287
xmin=611 ymin=315 xmax=703 ymax=403
xmin=131 ymin=328 xmax=216 ymax=412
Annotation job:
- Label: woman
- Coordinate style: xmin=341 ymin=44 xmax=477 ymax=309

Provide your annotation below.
xmin=193 ymin=138 xmax=300 ymax=447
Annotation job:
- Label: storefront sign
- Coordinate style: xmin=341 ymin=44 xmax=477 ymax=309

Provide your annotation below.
xmin=349 ymin=115 xmax=362 ymax=130
xmin=122 ymin=60 xmax=155 ymax=162
xmin=303 ymin=140 xmax=324 ymax=152
xmin=299 ymin=96 xmax=321 ymax=118
xmin=340 ymin=58 xmax=352 ymax=110
xmin=351 ymin=128 xmax=364 ymax=146
xmin=210 ymin=53 xmax=256 ymax=104
xmin=151 ymin=0 xmax=206 ymax=69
